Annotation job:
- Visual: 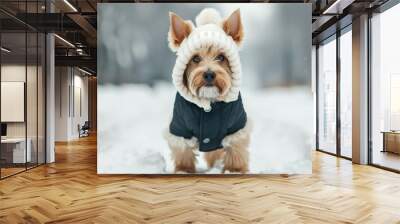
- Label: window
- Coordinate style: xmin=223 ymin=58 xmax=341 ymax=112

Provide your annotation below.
xmin=371 ymin=3 xmax=400 ymax=171
xmin=317 ymin=35 xmax=337 ymax=154
xmin=339 ymin=27 xmax=352 ymax=158
xmin=0 ymin=2 xmax=46 ymax=179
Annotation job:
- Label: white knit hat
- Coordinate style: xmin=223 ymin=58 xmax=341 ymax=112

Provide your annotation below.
xmin=168 ymin=8 xmax=243 ymax=111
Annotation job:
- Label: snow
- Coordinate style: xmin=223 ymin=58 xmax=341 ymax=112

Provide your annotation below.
xmin=97 ymin=83 xmax=313 ymax=174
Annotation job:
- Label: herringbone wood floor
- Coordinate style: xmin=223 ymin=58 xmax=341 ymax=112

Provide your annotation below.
xmin=1 ymin=135 xmax=400 ymax=224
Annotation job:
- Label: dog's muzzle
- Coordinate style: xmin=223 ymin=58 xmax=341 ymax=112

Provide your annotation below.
xmin=203 ymin=70 xmax=215 ymax=86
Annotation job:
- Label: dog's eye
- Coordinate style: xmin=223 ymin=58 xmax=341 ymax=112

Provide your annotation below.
xmin=192 ymin=55 xmax=201 ymax=63
xmin=215 ymin=54 xmax=225 ymax=62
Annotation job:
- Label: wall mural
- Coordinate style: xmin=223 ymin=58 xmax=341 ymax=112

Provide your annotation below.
xmin=97 ymin=3 xmax=312 ymax=174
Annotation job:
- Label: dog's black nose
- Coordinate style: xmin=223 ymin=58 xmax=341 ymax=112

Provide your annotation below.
xmin=203 ymin=70 xmax=215 ymax=83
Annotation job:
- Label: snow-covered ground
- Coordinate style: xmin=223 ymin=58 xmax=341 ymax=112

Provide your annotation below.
xmin=98 ymin=83 xmax=313 ymax=174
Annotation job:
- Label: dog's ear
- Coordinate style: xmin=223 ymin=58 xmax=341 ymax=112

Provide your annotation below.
xmin=222 ymin=9 xmax=244 ymax=46
xmin=168 ymin=12 xmax=193 ymax=52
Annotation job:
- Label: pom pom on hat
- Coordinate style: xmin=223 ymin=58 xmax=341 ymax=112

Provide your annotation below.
xmin=195 ymin=8 xmax=222 ymax=26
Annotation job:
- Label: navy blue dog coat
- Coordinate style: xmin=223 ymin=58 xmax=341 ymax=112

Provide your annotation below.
xmin=169 ymin=92 xmax=247 ymax=152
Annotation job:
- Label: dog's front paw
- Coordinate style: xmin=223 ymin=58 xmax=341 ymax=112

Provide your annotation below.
xmin=175 ymin=165 xmax=196 ymax=173
xmin=223 ymin=148 xmax=249 ymax=174
xmin=222 ymin=170 xmax=242 ymax=174
xmin=222 ymin=167 xmax=248 ymax=174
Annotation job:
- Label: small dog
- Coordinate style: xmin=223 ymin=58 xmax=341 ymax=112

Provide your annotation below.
xmin=165 ymin=8 xmax=251 ymax=173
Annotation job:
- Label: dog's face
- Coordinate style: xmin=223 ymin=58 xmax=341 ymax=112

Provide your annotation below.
xmin=184 ymin=47 xmax=232 ymax=100
xmin=169 ymin=9 xmax=243 ymax=101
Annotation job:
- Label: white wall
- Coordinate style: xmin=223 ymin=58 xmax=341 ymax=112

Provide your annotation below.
xmin=1 ymin=65 xmax=40 ymax=137
xmin=55 ymin=67 xmax=89 ymax=141
xmin=1 ymin=65 xmax=26 ymax=135
xmin=72 ymin=73 xmax=89 ymax=138
xmin=1 ymin=63 xmax=47 ymax=164
xmin=55 ymin=66 xmax=69 ymax=141
xmin=1 ymin=65 xmax=27 ymax=143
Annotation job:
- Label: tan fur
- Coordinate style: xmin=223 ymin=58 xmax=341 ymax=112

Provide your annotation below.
xmin=168 ymin=12 xmax=193 ymax=51
xmin=164 ymin=130 xmax=198 ymax=173
xmin=223 ymin=135 xmax=250 ymax=173
xmin=222 ymin=120 xmax=252 ymax=173
xmin=172 ymin=146 xmax=197 ymax=173
xmin=184 ymin=46 xmax=232 ymax=100
xmin=204 ymin=149 xmax=225 ymax=168
xmin=222 ymin=9 xmax=244 ymax=46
